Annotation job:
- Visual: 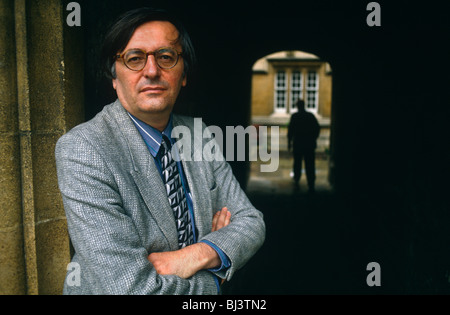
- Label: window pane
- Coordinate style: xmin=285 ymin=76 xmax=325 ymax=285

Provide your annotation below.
xmin=275 ymin=70 xmax=287 ymax=111
xmin=306 ymin=70 xmax=318 ymax=112
xmin=276 ymin=71 xmax=286 ymax=88
xmin=276 ymin=91 xmax=286 ymax=108
xmin=307 ymin=71 xmax=317 ymax=88
xmin=290 ymin=70 xmax=303 ymax=111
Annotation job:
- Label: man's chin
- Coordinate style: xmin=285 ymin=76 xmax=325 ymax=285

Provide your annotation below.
xmin=137 ymin=101 xmax=173 ymax=115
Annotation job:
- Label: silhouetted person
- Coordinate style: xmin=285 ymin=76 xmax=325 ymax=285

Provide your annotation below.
xmin=288 ymin=99 xmax=320 ymax=192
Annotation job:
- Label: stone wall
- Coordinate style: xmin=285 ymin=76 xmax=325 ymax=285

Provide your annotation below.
xmin=0 ymin=0 xmax=84 ymax=294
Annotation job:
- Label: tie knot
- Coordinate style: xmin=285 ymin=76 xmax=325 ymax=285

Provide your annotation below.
xmin=161 ymin=135 xmax=171 ymax=152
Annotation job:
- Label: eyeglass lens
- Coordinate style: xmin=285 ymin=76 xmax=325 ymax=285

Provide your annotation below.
xmin=124 ymin=48 xmax=178 ymax=70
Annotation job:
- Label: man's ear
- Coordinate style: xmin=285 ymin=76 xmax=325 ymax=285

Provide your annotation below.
xmin=182 ymin=74 xmax=187 ymax=87
xmin=111 ymin=63 xmax=117 ymax=88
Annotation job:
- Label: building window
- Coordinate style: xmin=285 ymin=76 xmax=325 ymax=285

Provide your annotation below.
xmin=274 ymin=70 xmax=287 ymax=113
xmin=306 ymin=70 xmax=319 ymax=113
xmin=273 ymin=68 xmax=319 ymax=114
xmin=290 ymin=70 xmax=303 ymax=113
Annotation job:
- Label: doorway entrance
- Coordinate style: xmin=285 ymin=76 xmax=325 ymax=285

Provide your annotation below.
xmin=247 ymin=50 xmax=333 ymax=194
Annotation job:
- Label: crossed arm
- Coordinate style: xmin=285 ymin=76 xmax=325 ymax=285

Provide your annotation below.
xmin=148 ymin=207 xmax=231 ymax=279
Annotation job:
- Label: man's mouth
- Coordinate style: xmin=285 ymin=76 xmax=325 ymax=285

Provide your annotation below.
xmin=140 ymin=86 xmax=167 ymax=93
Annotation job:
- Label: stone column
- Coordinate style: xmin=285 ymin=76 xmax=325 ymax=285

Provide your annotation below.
xmin=0 ymin=0 xmax=26 ymax=295
xmin=0 ymin=0 xmax=84 ymax=294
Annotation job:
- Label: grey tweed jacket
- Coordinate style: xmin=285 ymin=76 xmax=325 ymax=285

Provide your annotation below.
xmin=55 ymin=100 xmax=265 ymax=295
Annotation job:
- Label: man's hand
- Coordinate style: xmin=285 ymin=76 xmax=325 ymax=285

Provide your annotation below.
xmin=148 ymin=207 xmax=231 ymax=279
xmin=148 ymin=242 xmax=220 ymax=279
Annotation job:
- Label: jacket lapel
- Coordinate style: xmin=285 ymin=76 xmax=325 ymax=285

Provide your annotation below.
xmin=109 ymin=100 xmax=179 ymax=251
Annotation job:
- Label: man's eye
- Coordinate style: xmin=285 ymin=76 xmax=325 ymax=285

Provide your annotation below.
xmin=158 ymin=54 xmax=174 ymax=60
xmin=127 ymin=56 xmax=145 ymax=63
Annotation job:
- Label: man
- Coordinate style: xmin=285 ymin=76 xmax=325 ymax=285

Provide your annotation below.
xmin=288 ymin=99 xmax=320 ymax=192
xmin=55 ymin=7 xmax=265 ymax=295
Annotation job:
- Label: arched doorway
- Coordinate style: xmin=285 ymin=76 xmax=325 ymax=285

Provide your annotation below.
xmin=247 ymin=50 xmax=333 ymax=194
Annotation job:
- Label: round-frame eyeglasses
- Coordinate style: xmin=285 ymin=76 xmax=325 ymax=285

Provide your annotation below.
xmin=115 ymin=47 xmax=182 ymax=71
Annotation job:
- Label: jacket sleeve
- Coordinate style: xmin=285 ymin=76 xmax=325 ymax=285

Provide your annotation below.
xmin=55 ymin=131 xmax=217 ymax=295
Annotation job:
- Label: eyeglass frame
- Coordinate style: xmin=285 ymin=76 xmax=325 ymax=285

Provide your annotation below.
xmin=115 ymin=47 xmax=183 ymax=71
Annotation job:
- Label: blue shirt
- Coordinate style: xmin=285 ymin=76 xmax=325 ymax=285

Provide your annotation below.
xmin=127 ymin=112 xmax=230 ymax=290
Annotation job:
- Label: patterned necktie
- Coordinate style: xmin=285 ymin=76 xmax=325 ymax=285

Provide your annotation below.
xmin=159 ymin=135 xmax=194 ymax=248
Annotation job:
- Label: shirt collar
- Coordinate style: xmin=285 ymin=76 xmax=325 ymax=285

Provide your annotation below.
xmin=127 ymin=112 xmax=173 ymax=158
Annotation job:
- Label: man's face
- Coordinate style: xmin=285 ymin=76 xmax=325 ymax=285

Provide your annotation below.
xmin=113 ymin=21 xmax=186 ymax=123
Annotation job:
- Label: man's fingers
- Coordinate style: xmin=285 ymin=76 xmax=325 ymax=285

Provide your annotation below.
xmin=212 ymin=207 xmax=231 ymax=231
xmin=223 ymin=209 xmax=231 ymax=227
xmin=212 ymin=210 xmax=220 ymax=232
xmin=217 ymin=208 xmax=228 ymax=230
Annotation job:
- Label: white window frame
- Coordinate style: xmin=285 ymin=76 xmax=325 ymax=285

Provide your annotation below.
xmin=289 ymin=70 xmax=303 ymax=113
xmin=305 ymin=70 xmax=319 ymax=114
xmin=274 ymin=70 xmax=287 ymax=113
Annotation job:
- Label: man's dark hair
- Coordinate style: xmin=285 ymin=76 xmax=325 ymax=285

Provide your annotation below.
xmin=296 ymin=99 xmax=306 ymax=110
xmin=101 ymin=7 xmax=196 ymax=80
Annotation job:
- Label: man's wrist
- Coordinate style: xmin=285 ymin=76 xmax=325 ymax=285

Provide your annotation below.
xmin=192 ymin=242 xmax=221 ymax=271
xmin=199 ymin=240 xmax=230 ymax=272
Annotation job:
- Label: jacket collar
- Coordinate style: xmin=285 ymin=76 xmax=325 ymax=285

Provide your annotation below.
xmin=126 ymin=112 xmax=175 ymax=158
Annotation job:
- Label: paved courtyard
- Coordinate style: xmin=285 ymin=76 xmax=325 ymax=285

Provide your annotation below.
xmin=247 ymin=126 xmax=332 ymax=195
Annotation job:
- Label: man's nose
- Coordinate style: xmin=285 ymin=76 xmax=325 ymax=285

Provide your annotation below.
xmin=143 ymin=54 xmax=160 ymax=78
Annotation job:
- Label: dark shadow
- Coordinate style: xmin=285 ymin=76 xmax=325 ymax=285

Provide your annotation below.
xmin=222 ymin=188 xmax=364 ymax=294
